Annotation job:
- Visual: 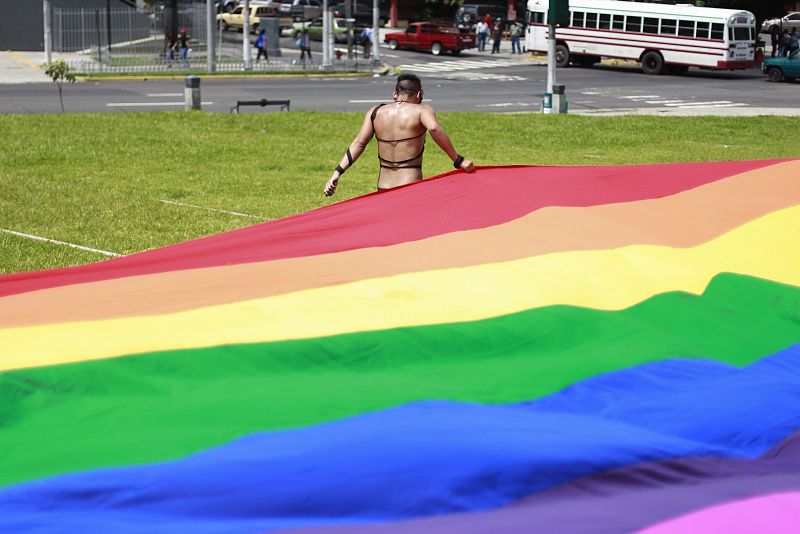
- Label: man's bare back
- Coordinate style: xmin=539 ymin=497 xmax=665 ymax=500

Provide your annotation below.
xmin=324 ymin=74 xmax=474 ymax=197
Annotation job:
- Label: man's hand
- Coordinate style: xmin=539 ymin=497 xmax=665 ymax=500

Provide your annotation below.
xmin=324 ymin=175 xmax=339 ymax=197
xmin=460 ymin=158 xmax=475 ymax=173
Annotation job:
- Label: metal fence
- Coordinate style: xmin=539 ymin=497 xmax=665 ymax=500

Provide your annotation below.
xmin=52 ymin=4 xmax=382 ymax=74
xmin=53 ymin=5 xmax=208 ymax=61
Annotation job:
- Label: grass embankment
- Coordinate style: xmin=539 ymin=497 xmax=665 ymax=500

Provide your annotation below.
xmin=0 ymin=112 xmax=797 ymax=274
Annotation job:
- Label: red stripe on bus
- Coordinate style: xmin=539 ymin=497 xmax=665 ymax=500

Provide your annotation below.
xmin=557 ymin=37 xmax=727 ymax=58
xmin=528 ymin=23 xmax=728 ymax=46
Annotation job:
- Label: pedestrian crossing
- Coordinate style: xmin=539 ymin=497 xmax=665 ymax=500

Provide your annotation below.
xmin=595 ymin=92 xmax=749 ymax=109
xmin=396 ymin=58 xmax=525 ymax=75
xmin=439 ymin=72 xmax=527 ymax=82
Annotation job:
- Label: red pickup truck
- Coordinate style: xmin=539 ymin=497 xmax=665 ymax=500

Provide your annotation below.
xmin=384 ymin=23 xmax=476 ymax=56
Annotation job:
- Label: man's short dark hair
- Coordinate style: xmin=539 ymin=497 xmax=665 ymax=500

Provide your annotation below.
xmin=395 ymin=74 xmax=422 ymax=94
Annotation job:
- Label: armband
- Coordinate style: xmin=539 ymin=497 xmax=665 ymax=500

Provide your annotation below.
xmin=335 ymin=165 xmax=346 ymax=175
xmin=453 ymin=154 xmax=465 ymax=169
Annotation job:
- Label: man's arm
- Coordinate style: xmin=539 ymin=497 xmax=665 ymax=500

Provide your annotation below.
xmin=324 ymin=108 xmax=375 ymax=196
xmin=420 ymin=105 xmax=475 ymax=173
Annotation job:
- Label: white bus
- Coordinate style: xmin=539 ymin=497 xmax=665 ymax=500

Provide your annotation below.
xmin=526 ymin=0 xmax=756 ymax=74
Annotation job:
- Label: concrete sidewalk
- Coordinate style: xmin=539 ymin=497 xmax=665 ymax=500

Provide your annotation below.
xmin=0 ymin=51 xmax=96 ymax=83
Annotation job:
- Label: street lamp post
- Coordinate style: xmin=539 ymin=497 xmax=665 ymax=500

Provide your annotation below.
xmin=43 ymin=0 xmax=52 ymax=64
xmin=372 ymin=0 xmax=380 ymax=62
xmin=242 ymin=0 xmax=251 ymax=70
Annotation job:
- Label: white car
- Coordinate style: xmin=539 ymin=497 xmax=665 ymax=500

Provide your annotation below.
xmin=761 ymin=12 xmax=800 ymax=34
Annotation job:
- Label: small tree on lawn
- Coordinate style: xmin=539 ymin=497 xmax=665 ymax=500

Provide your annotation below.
xmin=43 ymin=60 xmax=76 ymax=113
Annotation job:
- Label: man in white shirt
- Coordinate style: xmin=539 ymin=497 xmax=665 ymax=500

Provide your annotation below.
xmin=475 ymin=20 xmax=489 ymax=52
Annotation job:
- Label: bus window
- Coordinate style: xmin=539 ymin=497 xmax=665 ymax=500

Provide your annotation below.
xmin=599 ymin=13 xmax=610 ymax=29
xmin=626 ymin=16 xmax=641 ymax=33
xmin=732 ymin=26 xmax=750 ymax=41
xmin=533 ymin=11 xmax=544 ymax=24
xmin=678 ymin=20 xmax=695 ymax=37
xmin=710 ymin=23 xmax=724 ymax=40
xmin=612 ymin=15 xmax=624 ymax=30
xmin=696 ymin=21 xmax=710 ymax=39
xmin=643 ymin=17 xmax=658 ymax=34
xmin=572 ymin=11 xmax=585 ymax=28
xmin=586 ymin=12 xmax=597 ymax=28
xmin=660 ymin=19 xmax=677 ymax=35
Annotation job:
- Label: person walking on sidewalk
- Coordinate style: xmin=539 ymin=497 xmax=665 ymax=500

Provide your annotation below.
xmin=509 ymin=20 xmax=523 ymax=54
xmin=491 ymin=18 xmax=503 ymax=54
xmin=299 ymin=29 xmax=312 ymax=62
xmin=178 ymin=28 xmax=190 ymax=68
xmin=255 ymin=29 xmax=269 ymax=62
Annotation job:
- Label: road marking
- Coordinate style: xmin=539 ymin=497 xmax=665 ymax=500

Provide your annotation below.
xmin=5 ymin=51 xmax=40 ymax=69
xmin=396 ymin=58 xmax=525 ymax=74
xmin=159 ymin=200 xmax=265 ymax=219
xmin=0 ymin=228 xmax=121 ymax=257
xmin=581 ymin=91 xmax=600 ymax=95
xmin=475 ymin=102 xmax=535 ymax=108
xmin=671 ymin=102 xmax=749 ymax=108
xmin=664 ymin=101 xmax=734 ymax=107
xmin=645 ymin=100 xmax=684 ymax=104
xmin=146 ymin=93 xmax=183 ymax=97
xmin=619 ymin=95 xmax=660 ymax=99
xmin=106 ymin=101 xmax=214 ymax=107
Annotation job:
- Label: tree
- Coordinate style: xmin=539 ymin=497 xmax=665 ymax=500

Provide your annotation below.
xmin=43 ymin=60 xmax=76 ymax=113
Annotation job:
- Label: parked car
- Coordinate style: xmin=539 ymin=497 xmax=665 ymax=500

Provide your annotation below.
xmin=217 ymin=4 xmax=291 ymax=32
xmin=761 ymin=12 xmax=800 ymax=34
xmin=293 ymin=17 xmax=364 ymax=42
xmin=331 ymin=2 xmax=387 ymax=26
xmin=384 ymin=22 xmax=476 ymax=55
xmin=215 ymin=0 xmax=238 ymax=13
xmin=283 ymin=0 xmax=322 ymax=21
xmin=763 ymin=48 xmax=800 ymax=82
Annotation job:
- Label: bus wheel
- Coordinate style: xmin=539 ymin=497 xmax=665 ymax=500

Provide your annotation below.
xmin=555 ymin=45 xmax=570 ymax=68
xmin=641 ymin=51 xmax=664 ymax=75
xmin=767 ymin=67 xmax=783 ymax=82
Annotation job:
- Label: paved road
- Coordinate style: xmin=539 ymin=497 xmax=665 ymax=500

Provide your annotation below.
xmin=2 ymin=38 xmax=798 ymax=115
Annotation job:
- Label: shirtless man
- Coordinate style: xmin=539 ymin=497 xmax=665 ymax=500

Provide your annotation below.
xmin=323 ymin=74 xmax=475 ymax=196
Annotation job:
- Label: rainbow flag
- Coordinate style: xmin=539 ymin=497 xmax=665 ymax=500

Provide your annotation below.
xmin=1 ymin=160 xmax=799 ymax=533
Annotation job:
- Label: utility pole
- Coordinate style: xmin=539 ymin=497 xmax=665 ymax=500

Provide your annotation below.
xmin=543 ymin=0 xmax=569 ymax=114
xmin=106 ymin=0 xmax=112 ymax=61
xmin=43 ymin=0 xmax=52 ymax=64
xmin=346 ymin=0 xmax=353 ymax=60
xmin=242 ymin=0 xmax=251 ymax=70
xmin=372 ymin=0 xmax=380 ymax=62
xmin=322 ymin=0 xmax=331 ymax=67
xmin=206 ymin=0 xmax=216 ymax=73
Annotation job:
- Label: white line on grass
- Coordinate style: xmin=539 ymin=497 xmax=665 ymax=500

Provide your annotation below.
xmin=159 ymin=200 xmax=266 ymax=219
xmin=106 ymin=101 xmax=214 ymax=107
xmin=0 ymin=228 xmax=121 ymax=257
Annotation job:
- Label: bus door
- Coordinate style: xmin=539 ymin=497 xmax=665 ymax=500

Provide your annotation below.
xmin=526 ymin=7 xmax=547 ymax=51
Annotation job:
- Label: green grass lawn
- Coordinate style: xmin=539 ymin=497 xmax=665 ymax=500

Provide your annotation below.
xmin=1 ymin=112 xmax=798 ymax=275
